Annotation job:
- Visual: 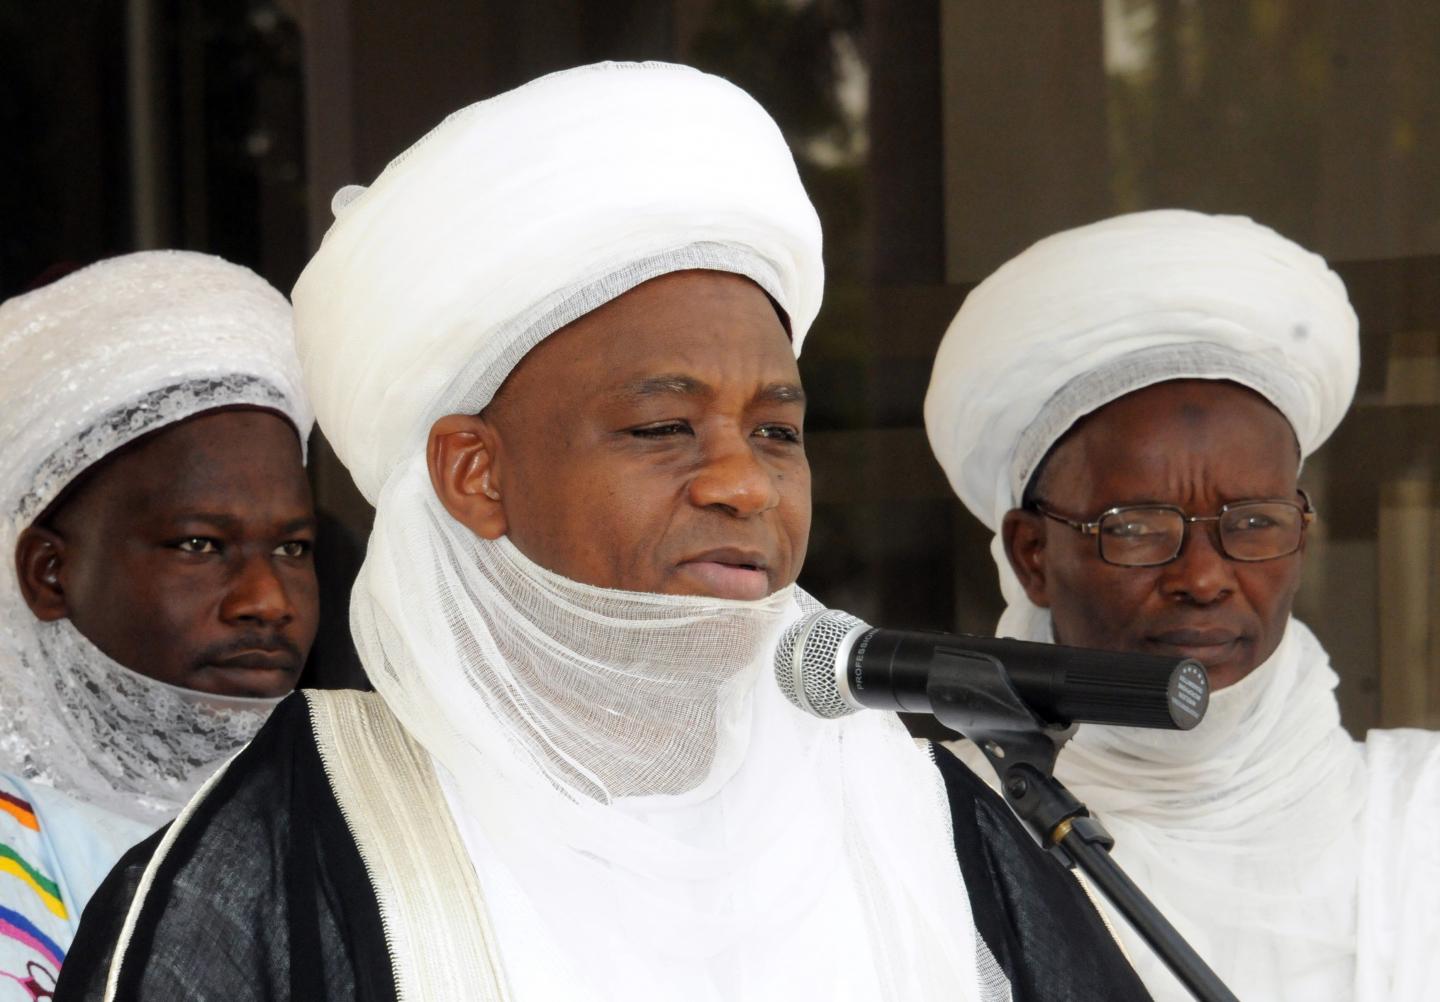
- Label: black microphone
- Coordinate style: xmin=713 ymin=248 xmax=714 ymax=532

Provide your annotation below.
xmin=775 ymin=610 xmax=1209 ymax=730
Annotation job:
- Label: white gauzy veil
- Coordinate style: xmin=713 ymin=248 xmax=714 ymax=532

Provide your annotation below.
xmin=1 ymin=616 xmax=286 ymax=826
xmin=353 ymin=457 xmax=987 ymax=1000
xmin=346 ymin=310 xmax=987 ymax=1001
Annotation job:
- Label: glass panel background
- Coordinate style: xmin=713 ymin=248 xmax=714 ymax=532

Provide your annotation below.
xmin=4 ymin=0 xmax=1437 ymax=729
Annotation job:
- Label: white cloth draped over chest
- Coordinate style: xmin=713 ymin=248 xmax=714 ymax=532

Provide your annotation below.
xmin=293 ymin=63 xmax=998 ymax=1001
xmin=953 ymin=612 xmax=1440 ymax=1001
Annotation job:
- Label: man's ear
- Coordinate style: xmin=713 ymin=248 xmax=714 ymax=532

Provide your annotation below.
xmin=15 ymin=526 xmax=69 ymax=621
xmin=427 ymin=414 xmax=508 ymax=540
xmin=1001 ymin=509 xmax=1052 ymax=609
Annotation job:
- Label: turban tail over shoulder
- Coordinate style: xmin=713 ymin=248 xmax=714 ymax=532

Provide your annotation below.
xmin=293 ymin=61 xmax=824 ymax=504
xmin=0 ymin=250 xmax=313 ymax=823
xmin=924 ymin=209 xmax=1359 ymax=536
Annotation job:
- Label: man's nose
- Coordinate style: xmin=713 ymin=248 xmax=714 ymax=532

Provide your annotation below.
xmin=688 ymin=437 xmax=781 ymax=517
xmin=1159 ymin=522 xmax=1236 ymax=605
xmin=220 ymin=554 xmax=296 ymax=626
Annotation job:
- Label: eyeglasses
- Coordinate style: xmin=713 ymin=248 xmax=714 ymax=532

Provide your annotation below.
xmin=1031 ymin=490 xmax=1315 ymax=568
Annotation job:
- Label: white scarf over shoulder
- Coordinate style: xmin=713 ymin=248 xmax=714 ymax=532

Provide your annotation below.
xmin=925 ymin=210 xmax=1440 ymax=1000
xmin=0 ymin=251 xmax=313 ymax=825
xmin=294 ymin=62 xmax=996 ymax=1002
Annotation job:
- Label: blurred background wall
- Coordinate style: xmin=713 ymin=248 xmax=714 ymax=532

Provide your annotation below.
xmin=3 ymin=0 xmax=1438 ymax=733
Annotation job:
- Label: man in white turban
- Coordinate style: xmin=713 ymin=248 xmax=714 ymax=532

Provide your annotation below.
xmin=56 ymin=64 xmax=1147 ymax=1002
xmin=0 ymin=250 xmax=318 ymax=995
xmin=926 ymin=209 xmax=1440 ymax=1001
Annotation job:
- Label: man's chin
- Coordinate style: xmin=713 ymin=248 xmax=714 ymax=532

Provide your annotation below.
xmin=1198 ymin=658 xmax=1263 ymax=692
xmin=1132 ymin=635 xmax=1262 ymax=693
xmin=188 ymin=664 xmax=300 ymax=699
xmin=1143 ymin=646 xmax=1258 ymax=692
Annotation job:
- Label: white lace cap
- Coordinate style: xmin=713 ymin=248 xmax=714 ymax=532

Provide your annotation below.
xmin=0 ymin=250 xmax=312 ymax=524
xmin=0 ymin=250 xmax=312 ymax=822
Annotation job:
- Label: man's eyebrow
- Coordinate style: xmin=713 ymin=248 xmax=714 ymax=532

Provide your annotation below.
xmin=756 ymin=382 xmax=805 ymax=406
xmin=618 ymin=374 xmax=707 ymax=399
xmin=616 ymin=375 xmax=805 ymax=405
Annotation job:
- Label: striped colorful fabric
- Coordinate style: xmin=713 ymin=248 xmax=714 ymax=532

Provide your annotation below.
xmin=1 ymin=771 xmax=157 ymax=996
xmin=0 ymin=844 xmax=65 ymax=920
xmin=0 ymin=903 xmax=64 ymax=970
xmin=0 ymin=793 xmax=38 ymax=834
xmin=0 ymin=775 xmax=81 ymax=995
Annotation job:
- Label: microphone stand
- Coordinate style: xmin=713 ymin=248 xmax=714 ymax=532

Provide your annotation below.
xmin=927 ymin=653 xmax=1240 ymax=1002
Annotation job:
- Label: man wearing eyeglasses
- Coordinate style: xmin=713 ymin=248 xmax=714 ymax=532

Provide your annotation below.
xmin=925 ymin=210 xmax=1439 ymax=1002
xmin=1017 ymin=379 xmax=1312 ymax=693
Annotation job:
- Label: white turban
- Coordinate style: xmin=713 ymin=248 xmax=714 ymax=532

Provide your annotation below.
xmin=293 ymin=60 xmax=823 ymax=503
xmin=925 ymin=209 xmax=1359 ymax=534
xmin=0 ymin=250 xmax=313 ymax=823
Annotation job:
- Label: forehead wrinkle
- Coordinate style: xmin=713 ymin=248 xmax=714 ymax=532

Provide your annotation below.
xmin=155 ymin=511 xmax=245 ymax=530
xmin=1063 ymin=431 xmax=1298 ymax=513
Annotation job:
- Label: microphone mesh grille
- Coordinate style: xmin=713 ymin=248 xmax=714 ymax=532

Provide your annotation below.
xmin=773 ymin=610 xmax=865 ymax=719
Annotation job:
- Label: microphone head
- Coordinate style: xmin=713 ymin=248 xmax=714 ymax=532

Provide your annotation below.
xmin=774 ymin=609 xmax=869 ymax=718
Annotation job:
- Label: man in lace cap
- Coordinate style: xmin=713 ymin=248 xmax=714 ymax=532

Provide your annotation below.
xmin=926 ymin=209 xmax=1440 ymax=1001
xmin=58 ymin=64 xmax=1145 ymax=1002
xmin=0 ymin=250 xmax=318 ymax=993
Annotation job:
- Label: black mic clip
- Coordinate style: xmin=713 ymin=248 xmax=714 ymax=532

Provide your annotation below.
xmin=926 ymin=651 xmax=1109 ymax=858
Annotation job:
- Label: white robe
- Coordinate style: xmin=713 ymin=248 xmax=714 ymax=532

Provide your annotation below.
xmin=951 ymin=616 xmax=1440 ymax=1000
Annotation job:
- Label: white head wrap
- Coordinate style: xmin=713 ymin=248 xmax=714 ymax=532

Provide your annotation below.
xmin=0 ymin=250 xmax=314 ymax=825
xmin=926 ymin=209 xmax=1358 ymax=536
xmin=926 ymin=211 xmax=1372 ymax=998
xmin=295 ymin=60 xmax=823 ymax=504
xmin=295 ymin=62 xmax=991 ymax=1001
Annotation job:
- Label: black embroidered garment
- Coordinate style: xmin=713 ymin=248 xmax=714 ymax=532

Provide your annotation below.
xmin=57 ymin=693 xmax=1149 ymax=1002
xmin=56 ymin=696 xmax=392 ymax=1002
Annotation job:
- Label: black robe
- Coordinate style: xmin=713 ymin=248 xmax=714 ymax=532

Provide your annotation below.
xmin=56 ymin=694 xmax=1150 ymax=1001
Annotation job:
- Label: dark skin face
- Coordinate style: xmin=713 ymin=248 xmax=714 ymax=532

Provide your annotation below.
xmin=427 ymin=270 xmax=810 ymax=600
xmin=1002 ymin=380 xmax=1305 ymax=690
xmin=15 ymin=408 xmax=319 ymax=698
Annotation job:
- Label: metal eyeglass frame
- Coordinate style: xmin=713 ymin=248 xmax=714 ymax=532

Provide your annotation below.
xmin=1029 ymin=489 xmax=1316 ymax=568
